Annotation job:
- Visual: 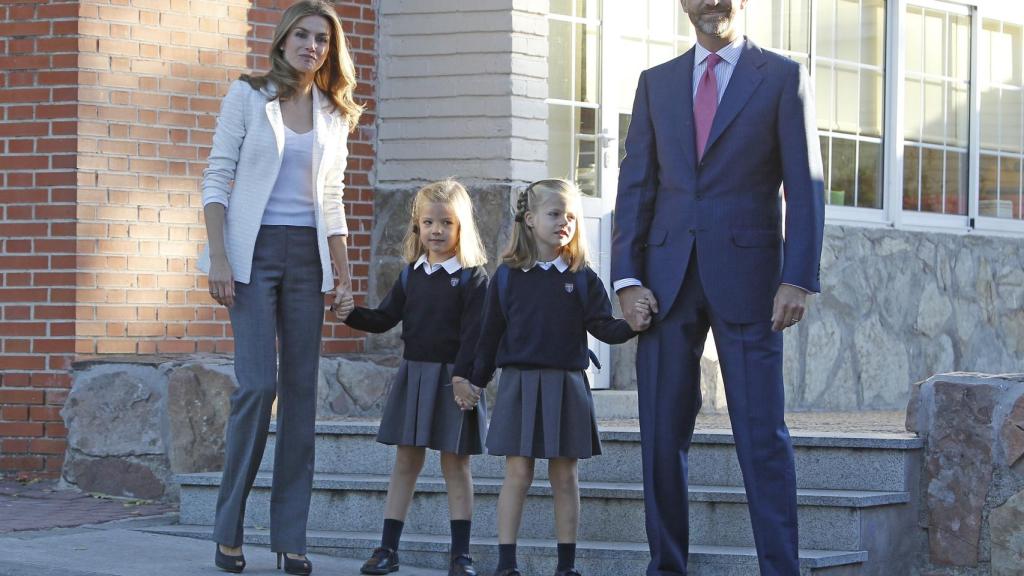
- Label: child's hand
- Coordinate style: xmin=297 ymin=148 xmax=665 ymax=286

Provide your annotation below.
xmin=452 ymin=376 xmax=481 ymax=411
xmin=633 ymin=297 xmax=653 ymax=331
xmin=331 ymin=291 xmax=355 ymax=321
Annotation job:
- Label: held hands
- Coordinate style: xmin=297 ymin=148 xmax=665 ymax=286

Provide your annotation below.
xmin=208 ymin=257 xmax=236 ymax=307
xmin=771 ymin=284 xmax=808 ymax=332
xmin=452 ymin=376 xmax=481 ymax=412
xmin=619 ymin=285 xmax=658 ymax=332
xmin=331 ymin=286 xmax=355 ymax=321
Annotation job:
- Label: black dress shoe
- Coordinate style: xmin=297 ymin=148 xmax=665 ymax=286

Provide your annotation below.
xmin=553 ymin=570 xmax=581 ymax=576
xmin=360 ymin=547 xmax=399 ymax=575
xmin=215 ymin=545 xmax=246 ymax=573
xmin=491 ymin=570 xmax=521 ymax=576
xmin=448 ymin=554 xmax=477 ymax=576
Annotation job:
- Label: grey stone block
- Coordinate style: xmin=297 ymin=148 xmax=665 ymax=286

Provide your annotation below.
xmin=261 ymin=422 xmax=922 ymax=491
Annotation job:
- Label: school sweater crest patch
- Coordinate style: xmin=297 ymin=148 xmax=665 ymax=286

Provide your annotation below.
xmin=564 ymin=283 xmax=574 ymax=293
xmin=451 ymin=278 xmax=460 ymax=287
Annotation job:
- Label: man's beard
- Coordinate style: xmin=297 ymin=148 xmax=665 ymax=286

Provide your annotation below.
xmin=694 ymin=11 xmax=733 ymax=37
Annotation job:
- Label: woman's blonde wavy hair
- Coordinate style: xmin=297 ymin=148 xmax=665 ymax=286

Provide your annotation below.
xmin=502 ymin=178 xmax=589 ymax=272
xmin=241 ymin=0 xmax=363 ymax=130
xmin=403 ymin=179 xmax=488 ymax=268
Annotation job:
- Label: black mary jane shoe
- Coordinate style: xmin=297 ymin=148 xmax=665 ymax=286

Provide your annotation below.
xmin=360 ymin=547 xmax=400 ymax=574
xmin=215 ymin=545 xmax=246 ymax=573
xmin=553 ymin=569 xmax=582 ymax=576
xmin=448 ymin=553 xmax=477 ymax=576
xmin=277 ymin=552 xmax=313 ymax=575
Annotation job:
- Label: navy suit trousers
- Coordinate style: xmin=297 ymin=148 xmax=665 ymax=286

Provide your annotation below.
xmin=636 ymin=248 xmax=799 ymax=576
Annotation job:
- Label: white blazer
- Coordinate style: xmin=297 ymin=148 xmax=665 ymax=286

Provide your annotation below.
xmin=199 ymin=79 xmax=349 ymax=293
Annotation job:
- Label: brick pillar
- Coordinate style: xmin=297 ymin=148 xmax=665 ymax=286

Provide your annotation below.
xmin=0 ymin=0 xmax=79 ymax=477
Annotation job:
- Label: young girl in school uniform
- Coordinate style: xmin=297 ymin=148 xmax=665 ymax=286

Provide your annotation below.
xmin=338 ymin=179 xmax=489 ymax=576
xmin=470 ymin=179 xmax=647 ymax=576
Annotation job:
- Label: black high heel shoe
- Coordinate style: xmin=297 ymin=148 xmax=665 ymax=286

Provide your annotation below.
xmin=277 ymin=552 xmax=313 ymax=575
xmin=215 ymin=545 xmax=246 ymax=573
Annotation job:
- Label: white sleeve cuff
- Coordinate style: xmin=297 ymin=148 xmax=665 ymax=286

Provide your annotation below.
xmin=613 ymin=278 xmax=643 ymax=292
xmin=781 ymin=282 xmax=812 ymax=294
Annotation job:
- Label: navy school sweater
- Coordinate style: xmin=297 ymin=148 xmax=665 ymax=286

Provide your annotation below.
xmin=470 ymin=264 xmax=636 ymax=388
xmin=344 ymin=264 xmax=488 ymax=379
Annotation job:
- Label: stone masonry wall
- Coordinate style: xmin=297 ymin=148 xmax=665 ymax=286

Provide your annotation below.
xmin=610 ymin=223 xmax=1024 ymax=413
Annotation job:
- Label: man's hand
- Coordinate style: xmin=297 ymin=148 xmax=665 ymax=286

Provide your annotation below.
xmin=618 ymin=285 xmax=658 ymax=332
xmin=771 ymin=284 xmax=808 ymax=332
xmin=452 ymin=376 xmax=481 ymax=411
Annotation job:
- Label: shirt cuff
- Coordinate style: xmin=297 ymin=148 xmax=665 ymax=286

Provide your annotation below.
xmin=781 ymin=282 xmax=813 ymax=294
xmin=613 ymin=278 xmax=643 ymax=293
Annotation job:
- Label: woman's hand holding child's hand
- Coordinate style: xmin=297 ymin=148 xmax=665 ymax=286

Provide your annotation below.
xmin=331 ymin=290 xmax=355 ymax=321
xmin=452 ymin=376 xmax=480 ymax=411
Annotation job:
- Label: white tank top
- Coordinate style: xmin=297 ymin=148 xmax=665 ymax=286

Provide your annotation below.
xmin=261 ymin=126 xmax=316 ymax=227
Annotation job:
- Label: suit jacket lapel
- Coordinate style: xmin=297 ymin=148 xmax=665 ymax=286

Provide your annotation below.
xmin=671 ymin=49 xmax=698 ymax=171
xmin=703 ymin=40 xmax=766 ymax=160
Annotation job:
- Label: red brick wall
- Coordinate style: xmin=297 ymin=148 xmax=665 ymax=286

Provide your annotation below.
xmin=0 ymin=0 xmax=377 ymax=477
xmin=0 ymin=0 xmax=79 ymax=477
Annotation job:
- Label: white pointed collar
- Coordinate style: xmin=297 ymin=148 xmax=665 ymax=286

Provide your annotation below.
xmin=414 ymin=254 xmax=462 ymax=275
xmin=524 ymin=255 xmax=569 ymax=273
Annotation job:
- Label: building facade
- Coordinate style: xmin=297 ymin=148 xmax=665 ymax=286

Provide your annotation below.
xmin=2 ymin=0 xmax=1023 ymax=477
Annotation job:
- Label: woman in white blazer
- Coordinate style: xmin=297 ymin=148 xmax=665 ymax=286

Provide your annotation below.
xmin=199 ymin=2 xmax=362 ymax=574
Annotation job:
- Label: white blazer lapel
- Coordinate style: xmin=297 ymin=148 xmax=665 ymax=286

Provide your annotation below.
xmin=312 ymin=88 xmax=332 ymax=198
xmin=264 ymin=85 xmax=285 ymax=157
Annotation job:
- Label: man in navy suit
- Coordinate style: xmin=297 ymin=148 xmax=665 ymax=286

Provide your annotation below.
xmin=612 ymin=1 xmax=825 ymax=574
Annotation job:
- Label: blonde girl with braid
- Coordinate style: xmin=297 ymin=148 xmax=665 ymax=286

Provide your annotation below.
xmin=469 ymin=179 xmax=647 ymax=576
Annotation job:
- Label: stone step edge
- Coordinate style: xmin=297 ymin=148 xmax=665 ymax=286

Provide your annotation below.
xmin=177 ymin=472 xmax=910 ymax=508
xmin=146 ymin=524 xmax=869 ymax=569
xmin=272 ymin=420 xmax=923 ymax=449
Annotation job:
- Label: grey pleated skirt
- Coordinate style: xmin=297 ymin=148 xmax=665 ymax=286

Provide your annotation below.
xmin=485 ymin=367 xmax=602 ymax=459
xmin=376 ymin=359 xmax=487 ymax=455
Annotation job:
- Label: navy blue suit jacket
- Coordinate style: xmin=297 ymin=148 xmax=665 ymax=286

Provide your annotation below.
xmin=612 ymin=40 xmax=825 ymax=325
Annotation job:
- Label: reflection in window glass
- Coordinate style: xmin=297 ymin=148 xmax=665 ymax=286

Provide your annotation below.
xmin=815 ymin=0 xmax=884 ymax=210
xmin=903 ymin=145 xmax=921 ymax=210
xmin=858 ymin=141 xmax=882 ymax=209
xmin=831 ymin=138 xmax=856 ymax=207
xmin=548 ymin=104 xmax=573 ymax=180
xmin=547 ymin=5 xmax=602 ymax=198
xmin=549 ymin=20 xmax=573 ymax=101
xmin=903 ymin=5 xmax=968 ymax=216
xmin=980 ymin=18 xmax=1024 ymax=220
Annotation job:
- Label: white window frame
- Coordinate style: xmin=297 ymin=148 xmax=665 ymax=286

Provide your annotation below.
xmin=877 ymin=0 xmax=1024 ymax=235
xmin=894 ymin=0 xmax=974 ymax=232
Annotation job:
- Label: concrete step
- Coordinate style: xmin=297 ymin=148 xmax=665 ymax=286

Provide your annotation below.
xmin=146 ymin=524 xmax=867 ymax=576
xmin=177 ymin=471 xmax=909 ymax=551
xmin=262 ymin=421 xmax=923 ymax=492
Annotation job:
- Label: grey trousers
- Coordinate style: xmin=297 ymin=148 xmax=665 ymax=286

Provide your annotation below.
xmin=213 ymin=226 xmax=324 ymax=554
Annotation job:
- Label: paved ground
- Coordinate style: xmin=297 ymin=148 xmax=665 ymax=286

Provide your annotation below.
xmin=0 ymin=478 xmax=445 ymax=575
xmin=0 ymin=479 xmax=175 ymax=534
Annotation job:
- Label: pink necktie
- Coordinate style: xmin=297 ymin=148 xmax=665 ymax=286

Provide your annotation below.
xmin=694 ymin=53 xmax=722 ymax=162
